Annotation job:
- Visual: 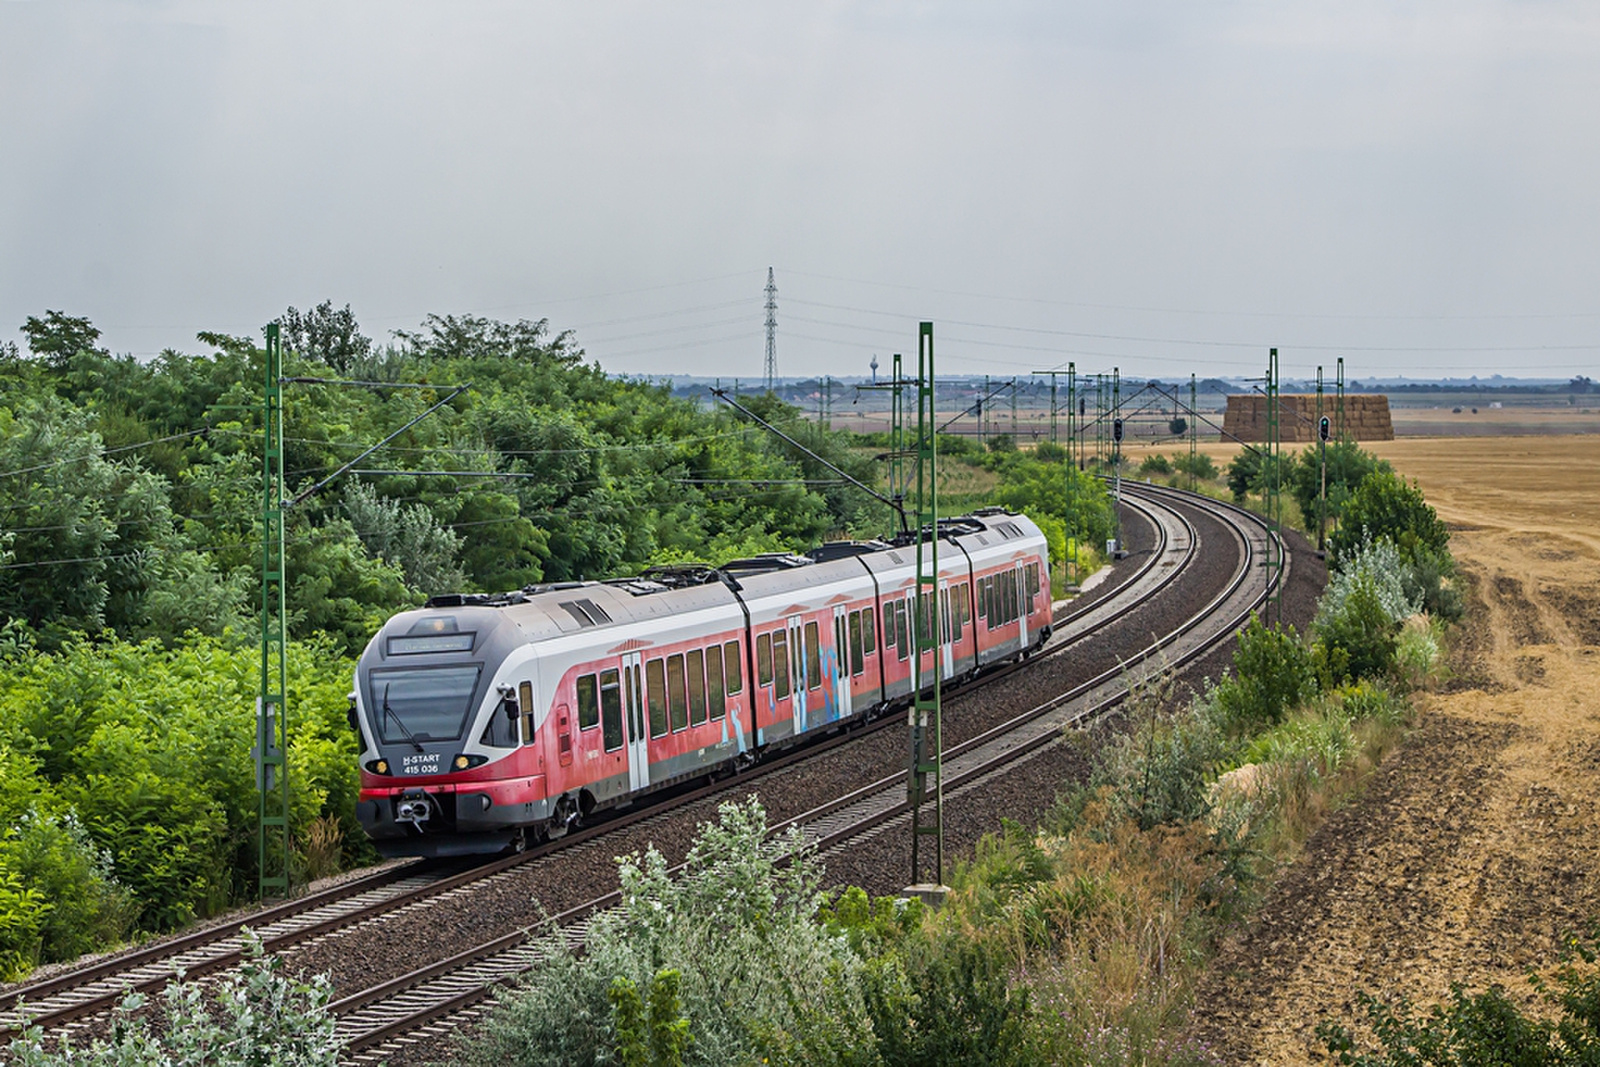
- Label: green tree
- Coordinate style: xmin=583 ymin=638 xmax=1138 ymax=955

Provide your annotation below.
xmin=341 ymin=481 xmax=466 ymax=594
xmin=993 ymin=453 xmax=1116 ymax=548
xmin=1226 ymin=448 xmax=1289 ymax=503
xmin=1329 ymin=468 xmax=1450 ymax=567
xmin=21 ymin=310 xmax=104 ymax=370
xmin=1289 ymin=440 xmax=1384 ymax=531
xmin=280 ymin=301 xmax=373 ymax=376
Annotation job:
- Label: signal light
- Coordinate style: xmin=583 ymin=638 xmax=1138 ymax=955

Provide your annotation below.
xmin=1319 ymin=416 xmax=1331 ymax=442
xmin=1112 ymin=418 xmax=1124 ymax=443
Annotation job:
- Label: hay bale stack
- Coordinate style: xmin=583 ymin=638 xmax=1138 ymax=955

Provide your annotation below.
xmin=1221 ymin=394 xmax=1393 ymax=443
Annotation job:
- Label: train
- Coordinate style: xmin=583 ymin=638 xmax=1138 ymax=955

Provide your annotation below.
xmin=351 ymin=508 xmax=1050 ymax=857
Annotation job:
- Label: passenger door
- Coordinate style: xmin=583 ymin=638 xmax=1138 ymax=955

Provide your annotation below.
xmin=622 ymin=651 xmax=648 ymax=791
xmin=1015 ymin=563 xmax=1028 ymax=648
xmin=939 ymin=581 xmax=956 ymax=681
xmin=787 ymin=614 xmax=808 ymax=733
xmin=832 ymin=604 xmax=853 ymax=720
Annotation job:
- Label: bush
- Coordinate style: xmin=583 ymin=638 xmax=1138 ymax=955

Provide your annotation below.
xmin=1315 ymin=573 xmax=1401 ymax=684
xmin=1314 ymin=539 xmax=1423 ymax=684
xmin=1062 ymin=672 xmax=1230 ymax=833
xmin=1 ymin=810 xmax=134 ymax=964
xmin=1400 ymin=543 xmax=1463 ymax=624
xmin=1171 ymin=452 xmax=1218 ymax=481
xmin=1214 ymin=615 xmax=1317 ymax=734
xmin=1138 ymin=454 xmax=1173 ymax=476
xmin=0 ymin=634 xmax=362 ymax=948
xmin=1394 ymin=618 xmax=1446 ymax=691
xmin=465 ymin=798 xmax=877 ymax=1067
xmin=1318 ymin=925 xmax=1600 ymax=1064
xmin=867 ymin=938 xmax=1041 ymax=1067
xmin=993 ymin=453 xmax=1117 ymax=550
xmin=5 ymin=929 xmax=339 ymax=1066
xmin=1328 ymin=467 xmax=1450 ymax=568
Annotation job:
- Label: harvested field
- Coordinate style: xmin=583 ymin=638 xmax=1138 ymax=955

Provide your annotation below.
xmin=1186 ymin=434 xmax=1600 ymax=1063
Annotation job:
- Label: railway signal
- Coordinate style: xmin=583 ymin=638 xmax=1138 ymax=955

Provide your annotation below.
xmin=1319 ymin=415 xmax=1331 ymax=441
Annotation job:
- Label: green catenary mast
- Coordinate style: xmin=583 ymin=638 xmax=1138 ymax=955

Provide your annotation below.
xmin=908 ymin=322 xmax=944 ymax=889
xmin=257 ymin=324 xmax=291 ymax=899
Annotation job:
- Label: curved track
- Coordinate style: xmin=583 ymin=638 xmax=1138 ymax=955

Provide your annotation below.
xmin=334 ymin=485 xmax=1283 ymax=1064
xmin=3 ymin=485 xmax=1285 ymax=1062
xmin=0 ymin=494 xmax=1177 ymax=1046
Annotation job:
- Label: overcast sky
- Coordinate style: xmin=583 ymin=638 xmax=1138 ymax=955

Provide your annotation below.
xmin=3 ymin=1 xmax=1598 ymax=383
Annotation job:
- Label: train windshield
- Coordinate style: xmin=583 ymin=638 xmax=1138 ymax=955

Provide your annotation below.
xmin=368 ymin=665 xmax=482 ymax=745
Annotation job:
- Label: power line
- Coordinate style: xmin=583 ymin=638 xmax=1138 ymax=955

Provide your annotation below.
xmin=0 ymin=428 xmax=210 ymax=480
xmin=778 ymin=266 xmax=1600 ymax=323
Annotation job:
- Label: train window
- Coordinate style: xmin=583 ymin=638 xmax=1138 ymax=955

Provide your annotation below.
xmin=519 ymin=680 xmax=536 ymax=745
xmin=1008 ymin=571 xmax=1019 ymax=622
xmin=862 ymin=607 xmax=875 ymax=653
xmin=977 ymin=576 xmax=989 ymax=621
xmin=667 ymin=654 xmax=689 ymax=732
xmin=480 ymin=691 xmax=519 ymax=749
xmin=918 ymin=592 xmax=934 ymax=648
xmin=804 ymin=622 xmax=821 ymax=690
xmin=883 ymin=606 xmax=896 ymax=648
xmin=772 ymin=632 xmax=791 ymax=699
xmin=894 ymin=601 xmax=909 ymax=661
xmin=687 ymin=649 xmax=708 ymax=726
xmin=646 ymin=659 xmax=668 ymax=738
xmin=600 ymin=669 xmax=624 ymax=752
xmin=1027 ymin=562 xmax=1040 ymax=604
xmin=834 ymin=615 xmax=845 ymax=676
xmin=707 ymin=647 xmax=726 ymax=720
xmin=943 ymin=588 xmax=955 ymax=643
xmin=957 ymin=585 xmax=970 ymax=635
xmin=576 ymin=674 xmax=599 ymax=731
xmin=724 ymin=639 xmax=742 ymax=694
xmin=757 ymin=633 xmax=773 ymax=686
xmin=370 ymin=664 xmax=481 ymax=744
xmin=848 ymin=611 xmax=864 ymax=676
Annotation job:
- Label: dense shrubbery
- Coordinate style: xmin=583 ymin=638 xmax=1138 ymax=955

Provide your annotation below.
xmin=993 ymin=442 xmax=1117 ymax=555
xmin=467 ymin=799 xmax=880 ymax=1067
xmin=1214 ymin=614 xmax=1318 ymax=733
xmin=1289 ymin=439 xmax=1383 ymax=531
xmin=467 ymin=799 xmax=1048 ymax=1067
xmin=0 ymin=309 xmax=888 ymax=657
xmin=1226 ymin=448 xmax=1291 ymax=504
xmin=0 ymin=632 xmax=356 ymax=972
xmin=0 ymin=306 xmax=926 ymax=973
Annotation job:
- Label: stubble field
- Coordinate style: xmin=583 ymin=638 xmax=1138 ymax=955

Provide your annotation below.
xmin=1186 ymin=434 xmax=1600 ymax=1062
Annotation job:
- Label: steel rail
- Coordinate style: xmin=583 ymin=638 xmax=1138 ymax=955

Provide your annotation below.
xmin=336 ymin=489 xmax=1258 ymax=1062
xmin=3 ymin=501 xmax=1176 ymax=1045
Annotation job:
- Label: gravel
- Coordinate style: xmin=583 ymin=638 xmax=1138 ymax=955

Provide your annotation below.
xmin=354 ymin=494 xmax=1329 ymax=1066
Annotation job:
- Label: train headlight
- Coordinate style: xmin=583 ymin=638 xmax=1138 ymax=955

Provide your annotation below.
xmin=450 ymin=753 xmax=490 ymax=771
xmin=454 ymin=755 xmax=470 ymax=770
xmin=365 ymin=759 xmax=390 ymax=775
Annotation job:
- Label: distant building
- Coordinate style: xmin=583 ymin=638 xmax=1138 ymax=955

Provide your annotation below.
xmin=1221 ymin=394 xmax=1394 ymax=442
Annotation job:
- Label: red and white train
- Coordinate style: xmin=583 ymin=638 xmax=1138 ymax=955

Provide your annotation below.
xmin=352 ymin=509 xmax=1050 ymax=856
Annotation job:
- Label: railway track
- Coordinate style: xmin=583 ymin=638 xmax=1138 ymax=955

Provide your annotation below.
xmin=333 ymin=485 xmax=1282 ymax=1065
xmin=0 ymin=492 xmax=1191 ymax=1048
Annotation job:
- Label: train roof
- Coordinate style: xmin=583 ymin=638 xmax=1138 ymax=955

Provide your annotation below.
xmin=396 ymin=509 xmax=1041 ymax=646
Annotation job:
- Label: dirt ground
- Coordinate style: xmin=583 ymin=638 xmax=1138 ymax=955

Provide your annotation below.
xmin=1186 ymin=434 xmax=1600 ymax=1063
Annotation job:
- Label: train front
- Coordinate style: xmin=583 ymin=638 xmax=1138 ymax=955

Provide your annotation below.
xmin=352 ymin=603 xmax=551 ymax=857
